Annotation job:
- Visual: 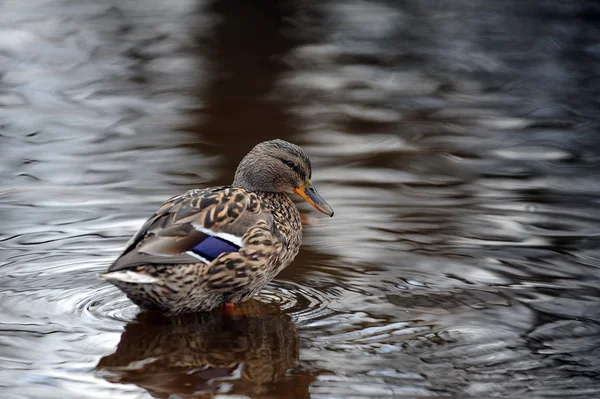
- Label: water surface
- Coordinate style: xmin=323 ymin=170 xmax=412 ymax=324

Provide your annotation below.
xmin=2 ymin=0 xmax=600 ymax=398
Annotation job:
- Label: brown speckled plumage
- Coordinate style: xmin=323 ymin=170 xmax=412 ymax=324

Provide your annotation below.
xmin=102 ymin=140 xmax=332 ymax=313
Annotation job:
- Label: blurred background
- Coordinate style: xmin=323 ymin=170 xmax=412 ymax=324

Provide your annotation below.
xmin=1 ymin=0 xmax=600 ymax=398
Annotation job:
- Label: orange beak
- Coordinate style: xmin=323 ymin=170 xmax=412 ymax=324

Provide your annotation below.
xmin=293 ymin=180 xmax=334 ymax=217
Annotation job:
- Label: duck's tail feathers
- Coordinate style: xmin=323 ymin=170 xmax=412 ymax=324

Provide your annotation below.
xmin=100 ymin=271 xmax=158 ymax=284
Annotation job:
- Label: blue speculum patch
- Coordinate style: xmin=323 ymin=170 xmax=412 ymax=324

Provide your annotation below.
xmin=191 ymin=236 xmax=240 ymax=262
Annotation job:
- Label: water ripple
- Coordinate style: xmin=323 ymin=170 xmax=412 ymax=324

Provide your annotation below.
xmin=2 ymin=0 xmax=600 ymax=398
xmin=73 ymin=284 xmax=139 ymax=325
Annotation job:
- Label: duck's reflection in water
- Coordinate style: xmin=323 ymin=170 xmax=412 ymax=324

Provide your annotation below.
xmin=97 ymin=301 xmax=300 ymax=398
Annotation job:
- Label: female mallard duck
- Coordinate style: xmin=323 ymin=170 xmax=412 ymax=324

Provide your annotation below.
xmin=102 ymin=139 xmax=333 ymax=313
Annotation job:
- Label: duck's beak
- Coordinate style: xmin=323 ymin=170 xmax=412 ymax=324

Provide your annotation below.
xmin=294 ymin=180 xmax=334 ymax=217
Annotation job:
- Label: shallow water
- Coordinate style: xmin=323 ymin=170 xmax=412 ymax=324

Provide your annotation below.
xmin=2 ymin=0 xmax=600 ymax=398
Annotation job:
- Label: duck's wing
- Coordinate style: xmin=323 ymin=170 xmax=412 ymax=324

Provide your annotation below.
xmin=105 ymin=187 xmax=276 ymax=274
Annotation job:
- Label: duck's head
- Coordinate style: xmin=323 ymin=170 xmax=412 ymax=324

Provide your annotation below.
xmin=233 ymin=139 xmax=334 ymax=217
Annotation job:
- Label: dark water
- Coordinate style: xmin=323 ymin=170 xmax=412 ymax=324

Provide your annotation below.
xmin=2 ymin=0 xmax=600 ymax=398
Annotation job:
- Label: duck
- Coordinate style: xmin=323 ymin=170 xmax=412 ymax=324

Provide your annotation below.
xmin=102 ymin=139 xmax=333 ymax=314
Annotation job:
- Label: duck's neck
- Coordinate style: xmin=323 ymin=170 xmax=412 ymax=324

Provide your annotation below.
xmin=252 ymin=191 xmax=293 ymax=211
xmin=232 ymin=163 xmax=278 ymax=192
xmin=256 ymin=191 xmax=301 ymax=231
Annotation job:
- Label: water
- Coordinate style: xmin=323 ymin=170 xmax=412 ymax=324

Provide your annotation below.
xmin=2 ymin=0 xmax=600 ymax=397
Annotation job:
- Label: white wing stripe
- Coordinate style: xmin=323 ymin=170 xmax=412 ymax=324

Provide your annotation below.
xmin=185 ymin=251 xmax=212 ymax=264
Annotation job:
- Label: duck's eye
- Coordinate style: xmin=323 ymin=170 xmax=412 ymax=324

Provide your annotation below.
xmin=284 ymin=160 xmax=295 ymax=168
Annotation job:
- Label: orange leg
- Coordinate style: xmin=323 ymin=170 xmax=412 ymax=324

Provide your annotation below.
xmin=221 ymin=302 xmax=235 ymax=316
xmin=222 ymin=301 xmax=256 ymax=316
xmin=219 ymin=300 xmax=276 ymax=316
